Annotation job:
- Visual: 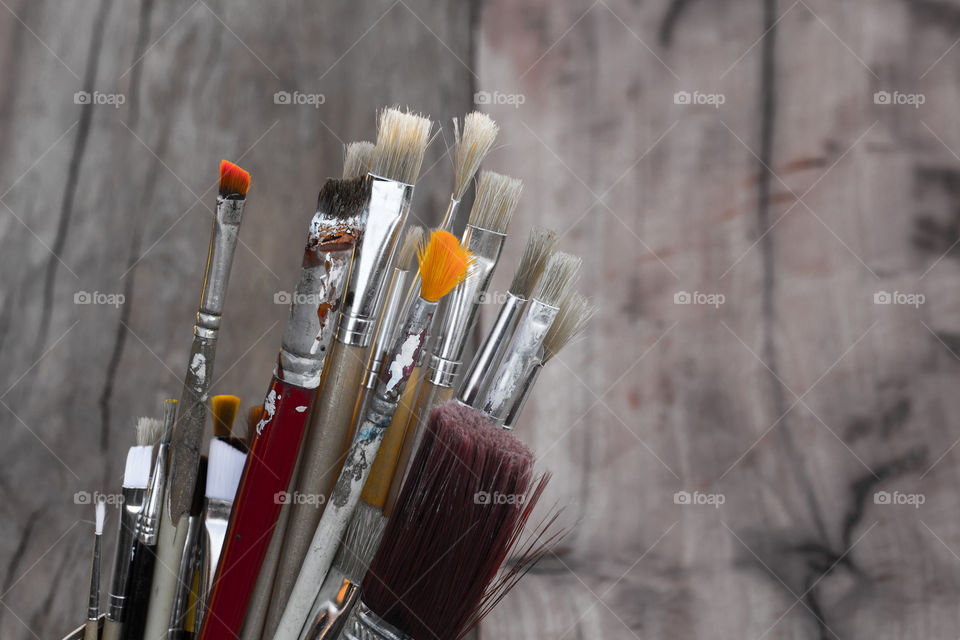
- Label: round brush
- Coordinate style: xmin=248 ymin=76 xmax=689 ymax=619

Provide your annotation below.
xmin=84 ymin=499 xmax=107 ymax=640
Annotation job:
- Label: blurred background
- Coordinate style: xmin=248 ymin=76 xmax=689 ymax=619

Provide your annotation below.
xmin=0 ymin=0 xmax=957 ymax=638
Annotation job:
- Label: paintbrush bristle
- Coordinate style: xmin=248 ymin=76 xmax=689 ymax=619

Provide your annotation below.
xmin=219 ymin=160 xmax=251 ymax=198
xmin=398 ymin=226 xmax=425 ymax=271
xmin=211 ymin=395 xmax=241 ymax=439
xmin=468 ymin=171 xmax=521 ymax=234
xmin=206 ymin=438 xmax=246 ymax=502
xmin=418 ymin=230 xmax=473 ymax=303
xmin=334 ymin=501 xmax=388 ymax=581
xmin=369 ymin=107 xmax=433 ymax=184
xmin=533 ymin=251 xmax=581 ymax=307
xmin=136 ymin=417 xmax=163 ymax=447
xmin=343 ymin=141 xmax=375 ymax=179
xmin=316 ymin=176 xmax=372 ymax=220
xmin=245 ymin=405 xmax=263 ymax=440
xmin=95 ymin=499 xmax=106 ymax=535
xmin=161 ymin=398 xmax=177 ymax=443
xmin=453 ymin=112 xmax=499 ymax=200
xmin=362 ymin=402 xmax=548 ymax=640
xmin=544 ymin=291 xmax=596 ymax=361
xmin=509 ymin=226 xmax=557 ymax=297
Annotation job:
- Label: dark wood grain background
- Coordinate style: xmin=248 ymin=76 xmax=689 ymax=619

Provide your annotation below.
xmin=1 ymin=1 xmax=957 ymax=638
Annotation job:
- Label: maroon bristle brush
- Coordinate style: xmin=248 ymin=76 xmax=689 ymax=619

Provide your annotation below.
xmin=346 ymin=401 xmax=558 ymax=640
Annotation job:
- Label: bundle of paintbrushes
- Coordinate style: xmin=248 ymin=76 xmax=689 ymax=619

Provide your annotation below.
xmin=67 ymin=106 xmax=593 ymax=640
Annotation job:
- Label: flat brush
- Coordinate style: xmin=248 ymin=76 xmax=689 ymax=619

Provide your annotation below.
xmin=479 ymin=251 xmax=581 ymax=425
xmin=381 ymin=171 xmax=523 ymax=518
xmin=333 ymin=402 xmax=552 ymax=640
xmin=102 ymin=418 xmax=161 ymax=640
xmin=503 ymin=290 xmax=596 ymax=429
xmin=457 ymin=226 xmax=557 ymax=408
xmin=85 ymin=499 xmax=106 ymax=640
xmin=121 ymin=398 xmax=177 ymax=640
xmin=342 ymin=141 xmax=374 ymax=179
xmin=273 ymin=230 xmax=471 ymax=640
xmin=197 ymin=177 xmax=368 ymax=640
xmin=145 ymin=161 xmax=251 ymax=640
xmin=269 ymin=108 xmax=432 ymax=630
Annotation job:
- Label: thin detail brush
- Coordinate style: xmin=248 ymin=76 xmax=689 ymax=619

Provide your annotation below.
xmin=439 ymin=112 xmax=499 ymax=231
xmin=273 ymin=230 xmax=471 ymax=640
xmin=85 ymin=499 xmax=106 ymax=640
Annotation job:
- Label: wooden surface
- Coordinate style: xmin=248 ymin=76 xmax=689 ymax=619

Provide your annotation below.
xmin=0 ymin=1 xmax=956 ymax=638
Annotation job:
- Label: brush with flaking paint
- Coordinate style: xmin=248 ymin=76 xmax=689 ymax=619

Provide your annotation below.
xmin=84 ymin=499 xmax=107 ymax=640
xmin=478 ymin=252 xmax=581 ymax=426
xmin=120 ymin=398 xmax=177 ymax=640
xmin=197 ymin=177 xmax=369 ymax=640
xmin=273 ymin=230 xmax=471 ymax=640
xmin=101 ymin=418 xmax=162 ymax=640
xmin=268 ymin=109 xmax=432 ymax=629
xmin=342 ymin=141 xmax=374 ymax=179
xmin=456 ymin=226 xmax=557 ymax=409
xmin=311 ymin=402 xmax=555 ymax=640
xmin=503 ymin=290 xmax=596 ymax=430
xmin=144 ymin=161 xmax=251 ymax=640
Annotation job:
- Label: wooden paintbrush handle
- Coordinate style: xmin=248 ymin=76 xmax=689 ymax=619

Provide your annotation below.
xmin=196 ymin=376 xmax=313 ymax=640
xmin=266 ymin=340 xmax=367 ymax=629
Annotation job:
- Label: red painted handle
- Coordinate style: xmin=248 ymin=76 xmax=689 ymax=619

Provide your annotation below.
xmin=197 ymin=374 xmax=314 ymax=640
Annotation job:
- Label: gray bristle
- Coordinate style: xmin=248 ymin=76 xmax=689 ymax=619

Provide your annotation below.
xmin=369 ymin=107 xmax=433 ymax=184
xmin=316 ymin=176 xmax=372 ymax=219
xmin=544 ymin=291 xmax=596 ymax=361
xmin=398 ymin=226 xmax=425 ymax=270
xmin=468 ymin=171 xmax=522 ymax=234
xmin=343 ymin=141 xmax=374 ymax=179
xmin=533 ymin=251 xmax=581 ymax=307
xmin=509 ymin=226 xmax=558 ymax=297
xmin=333 ymin=501 xmax=389 ymax=581
xmin=136 ymin=417 xmax=163 ymax=447
xmin=452 ymin=112 xmax=499 ymax=200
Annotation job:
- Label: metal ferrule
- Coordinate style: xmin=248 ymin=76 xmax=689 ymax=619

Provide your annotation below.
xmin=300 ymin=576 xmax=361 ymax=640
xmin=373 ymin=297 xmax=437 ymax=409
xmin=502 ymin=361 xmax=544 ymax=430
xmin=87 ymin=534 xmax=102 ymax=621
xmin=107 ymin=486 xmax=147 ymax=620
xmin=336 ymin=176 xmax=412 ymax=347
xmin=168 ymin=511 xmax=202 ymax=637
xmin=279 ymin=229 xmax=355 ymax=388
xmin=427 ymin=225 xmax=505 ymax=388
xmin=195 ymin=497 xmax=232 ymax=631
xmin=136 ymin=442 xmax=169 ymax=545
xmin=480 ymin=298 xmax=560 ymax=425
xmin=457 ymin=292 xmax=527 ymax=407
xmin=342 ymin=602 xmax=411 ymax=640
xmin=195 ymin=196 xmax=245 ymax=339
xmin=362 ymin=266 xmax=411 ymax=392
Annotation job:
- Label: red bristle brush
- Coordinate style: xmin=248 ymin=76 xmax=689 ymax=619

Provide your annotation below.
xmin=196 ymin=176 xmax=369 ymax=640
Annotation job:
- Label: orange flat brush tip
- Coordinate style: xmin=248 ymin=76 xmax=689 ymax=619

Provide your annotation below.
xmin=418 ymin=230 xmax=472 ymax=303
xmin=219 ymin=159 xmax=251 ymax=197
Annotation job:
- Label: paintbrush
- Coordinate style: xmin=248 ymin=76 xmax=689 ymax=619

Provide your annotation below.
xmin=321 ymin=402 xmax=554 ymax=640
xmin=273 ymin=230 xmax=471 ymax=640
xmin=503 ymin=290 xmax=596 ymax=429
xmin=196 ymin=177 xmax=369 ymax=640
xmin=102 ymin=418 xmax=162 ymax=640
xmin=143 ymin=161 xmax=251 ymax=640
xmin=478 ymin=251 xmax=581 ymax=426
xmin=457 ymin=226 xmax=557 ymax=408
xmin=335 ymin=172 xmax=521 ymax=581
xmin=85 ymin=499 xmax=107 ymax=640
xmin=169 ymin=457 xmax=206 ymax=640
xmin=439 ymin=111 xmax=499 ymax=231
xmin=120 ymin=399 xmax=177 ymax=640
xmin=268 ymin=108 xmax=432 ymax=629
xmin=342 ymin=141 xmax=374 ymax=179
